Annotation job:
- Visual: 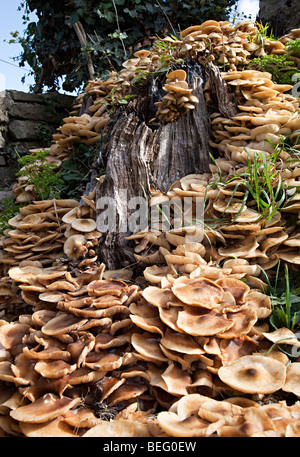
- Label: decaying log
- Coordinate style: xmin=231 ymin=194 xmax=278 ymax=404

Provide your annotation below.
xmin=95 ymin=62 xmax=236 ymax=269
xmin=205 ymin=62 xmax=238 ymax=118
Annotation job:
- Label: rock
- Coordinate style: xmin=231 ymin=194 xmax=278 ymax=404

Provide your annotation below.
xmin=9 ymin=102 xmax=61 ymax=123
xmin=8 ymin=120 xmax=40 ymax=141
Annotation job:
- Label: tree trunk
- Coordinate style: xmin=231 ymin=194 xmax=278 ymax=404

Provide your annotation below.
xmin=95 ymin=61 xmax=237 ymax=270
xmin=257 ymin=0 xmax=300 ymax=36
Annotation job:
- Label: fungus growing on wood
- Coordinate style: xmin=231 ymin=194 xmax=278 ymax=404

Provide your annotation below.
xmin=1 ymin=17 xmax=300 ymax=438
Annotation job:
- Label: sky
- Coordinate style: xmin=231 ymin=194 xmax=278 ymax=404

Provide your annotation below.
xmin=0 ymin=0 xmax=36 ymax=92
xmin=0 ymin=0 xmax=260 ymax=94
xmin=236 ymin=0 xmax=260 ymax=20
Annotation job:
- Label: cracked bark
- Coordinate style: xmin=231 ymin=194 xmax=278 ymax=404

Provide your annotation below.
xmin=95 ymin=61 xmax=237 ymax=269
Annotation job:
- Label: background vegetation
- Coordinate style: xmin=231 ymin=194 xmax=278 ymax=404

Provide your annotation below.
xmin=11 ymin=0 xmax=239 ymax=93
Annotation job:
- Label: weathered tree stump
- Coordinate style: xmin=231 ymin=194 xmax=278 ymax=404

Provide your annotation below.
xmin=95 ymin=61 xmax=237 ymax=269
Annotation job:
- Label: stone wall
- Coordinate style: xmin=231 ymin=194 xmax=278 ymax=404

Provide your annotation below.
xmin=0 ymin=90 xmax=74 ymax=186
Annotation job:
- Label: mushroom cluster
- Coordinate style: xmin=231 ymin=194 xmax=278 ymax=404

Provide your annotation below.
xmin=0 ymin=190 xmax=102 ymax=280
xmin=2 ymin=262 xmax=300 ymax=436
xmin=127 ymin=169 xmax=297 ymax=279
xmin=178 ymin=20 xmax=290 ymax=70
xmin=51 ymin=48 xmax=160 ymax=159
xmin=0 ymin=261 xmax=164 ymax=436
xmin=51 ymin=19 xmax=295 ymax=152
xmin=0 ymin=199 xmax=80 ymax=275
xmin=127 ymin=64 xmax=300 ymax=275
xmin=157 ymin=391 xmax=300 ymax=437
xmin=52 ymin=113 xmax=108 ymax=156
xmin=12 ymin=148 xmax=64 ymax=204
xmin=72 ymin=49 xmax=158 ymax=117
xmin=11 ymin=19 xmax=298 ymax=202
xmin=2 ymin=18 xmax=300 ymax=437
xmin=62 ymin=190 xmax=102 ymax=262
xmin=137 ymin=270 xmax=270 ymax=393
xmin=152 ymin=69 xmax=199 ymax=123
xmin=135 ymin=270 xmax=300 ymax=437
xmin=210 ymin=69 xmax=300 ymax=164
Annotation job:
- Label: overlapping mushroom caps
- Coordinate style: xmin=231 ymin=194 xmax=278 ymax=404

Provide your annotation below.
xmin=127 ymin=267 xmax=300 ymax=437
xmin=209 ymin=69 xmax=300 ymax=163
xmin=2 ymin=19 xmax=300 ymax=437
xmin=0 ymin=199 xmax=79 ymax=275
xmin=156 ymin=392 xmax=300 ymax=437
xmin=151 ymin=69 xmax=199 ymax=123
xmin=136 ymin=270 xmax=300 ymax=437
xmin=2 ymin=256 xmax=300 ymax=437
xmin=127 ymin=173 xmax=294 ymax=280
xmin=0 ymin=261 xmax=165 ymax=437
xmin=62 ymin=189 xmax=103 ymax=262
xmin=11 ymin=20 xmax=299 ymax=199
xmin=47 ymin=18 xmax=298 ymax=165
xmin=126 ymin=59 xmax=300 ymax=275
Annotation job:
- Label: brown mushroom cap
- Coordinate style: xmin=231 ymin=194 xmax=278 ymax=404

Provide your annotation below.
xmin=217 ymin=308 xmax=258 ymax=338
xmin=64 ymin=235 xmax=87 ymax=260
xmin=177 ymin=308 xmax=233 ymax=336
xmin=10 ymin=393 xmax=81 ymax=423
xmin=163 ymin=81 xmax=193 ymax=95
xmin=157 ymin=411 xmax=224 ymax=437
xmin=131 ymin=332 xmax=167 ymax=363
xmin=161 ymin=362 xmax=191 ymax=396
xmin=8 ymin=266 xmax=43 ymax=283
xmin=166 ymin=69 xmax=187 ymax=81
xmin=82 ymin=418 xmax=151 ymax=437
xmin=262 ymin=328 xmax=300 ymax=347
xmin=198 ymin=399 xmax=243 ymax=426
xmin=71 ymin=218 xmax=97 ymax=233
xmin=160 ymin=328 xmax=205 ymax=355
xmin=0 ymin=322 xmax=30 ymax=349
xmin=34 ymin=359 xmax=77 ymax=378
xmin=218 ymin=355 xmax=286 ymax=394
xmin=142 ymin=286 xmax=183 ymax=308
xmin=41 ymin=313 xmax=88 ymax=336
xmin=218 ymin=406 xmax=276 ymax=437
xmin=19 ymin=417 xmax=79 ymax=437
xmin=282 ymin=363 xmax=300 ymax=397
xmin=87 ymin=279 xmax=127 ymax=297
xmin=62 ymin=407 xmax=103 ymax=429
xmin=171 ymin=278 xmax=224 ymax=308
xmin=216 ymin=277 xmax=250 ymax=305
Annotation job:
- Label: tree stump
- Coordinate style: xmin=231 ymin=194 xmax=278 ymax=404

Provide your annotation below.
xmin=95 ymin=61 xmax=237 ymax=269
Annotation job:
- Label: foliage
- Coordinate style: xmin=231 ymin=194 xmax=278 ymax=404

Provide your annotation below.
xmin=248 ymin=54 xmax=298 ymax=86
xmin=260 ymin=264 xmax=300 ymax=359
xmin=0 ymin=198 xmax=23 ymax=234
xmin=265 ymin=264 xmax=300 ymax=332
xmin=34 ymin=123 xmax=53 ymax=146
xmin=286 ymin=39 xmax=300 ymax=58
xmin=245 ymin=23 xmax=300 ymax=88
xmin=252 ymin=20 xmax=276 ymax=44
xmin=59 ymin=142 xmax=100 ymax=200
xmin=12 ymin=0 xmax=238 ymax=93
xmin=207 ymin=141 xmax=300 ymax=228
xmin=16 ymin=149 xmax=63 ymax=200
xmin=15 ymin=142 xmax=101 ymax=202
